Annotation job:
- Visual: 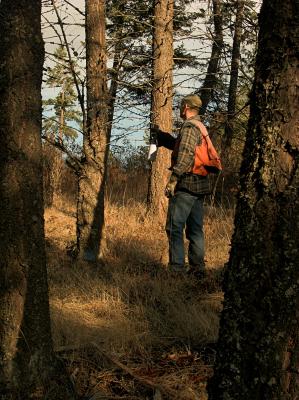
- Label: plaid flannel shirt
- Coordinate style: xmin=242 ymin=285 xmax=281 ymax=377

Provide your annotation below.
xmin=171 ymin=116 xmax=210 ymax=196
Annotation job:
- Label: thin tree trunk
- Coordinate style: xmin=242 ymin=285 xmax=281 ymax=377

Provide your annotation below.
xmin=147 ymin=0 xmax=174 ymax=224
xmin=107 ymin=8 xmax=124 ymax=141
xmin=59 ymin=87 xmax=65 ymax=144
xmin=77 ymin=0 xmax=109 ymax=261
xmin=51 ymin=88 xmax=65 ymax=205
xmin=0 ymin=1 xmax=75 ymax=398
xmin=222 ymin=0 xmax=245 ymax=148
xmin=52 ymin=0 xmax=86 ymax=133
xmin=107 ymin=45 xmax=120 ymax=138
xmin=199 ymin=0 xmax=224 ymax=116
xmin=208 ymin=1 xmax=299 ymax=399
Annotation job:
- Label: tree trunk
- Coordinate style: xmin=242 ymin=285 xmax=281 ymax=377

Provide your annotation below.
xmin=0 ymin=1 xmax=75 ymax=399
xmin=59 ymin=87 xmax=65 ymax=144
xmin=106 ymin=3 xmax=125 ymax=141
xmin=77 ymin=0 xmax=109 ymax=262
xmin=107 ymin=43 xmax=121 ymax=139
xmin=208 ymin=1 xmax=299 ymax=399
xmin=199 ymin=0 xmax=224 ymax=116
xmin=222 ymin=0 xmax=245 ymax=148
xmin=147 ymin=0 xmax=174 ymax=224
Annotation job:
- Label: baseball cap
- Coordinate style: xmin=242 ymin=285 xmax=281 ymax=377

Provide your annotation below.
xmin=182 ymin=94 xmax=202 ymax=109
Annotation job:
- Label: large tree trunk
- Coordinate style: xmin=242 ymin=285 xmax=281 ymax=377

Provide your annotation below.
xmin=77 ymin=0 xmax=109 ymax=262
xmin=199 ymin=0 xmax=224 ymax=116
xmin=208 ymin=1 xmax=299 ymax=399
xmin=0 ymin=1 xmax=75 ymax=399
xmin=222 ymin=0 xmax=245 ymax=148
xmin=147 ymin=0 xmax=174 ymax=224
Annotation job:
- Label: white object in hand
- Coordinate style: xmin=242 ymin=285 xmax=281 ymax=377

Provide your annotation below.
xmin=148 ymin=143 xmax=157 ymax=161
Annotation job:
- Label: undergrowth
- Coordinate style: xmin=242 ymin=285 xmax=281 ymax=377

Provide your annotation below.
xmin=45 ymin=196 xmax=234 ymax=399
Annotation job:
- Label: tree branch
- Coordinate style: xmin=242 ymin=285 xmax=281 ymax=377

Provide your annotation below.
xmin=42 ymin=134 xmax=82 ymax=173
xmin=51 ymin=0 xmax=86 ymax=132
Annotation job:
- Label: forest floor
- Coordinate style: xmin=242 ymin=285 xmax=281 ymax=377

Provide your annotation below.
xmin=45 ymin=197 xmax=234 ymax=400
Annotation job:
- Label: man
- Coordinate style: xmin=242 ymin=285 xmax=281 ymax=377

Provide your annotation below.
xmin=154 ymin=94 xmax=221 ymax=277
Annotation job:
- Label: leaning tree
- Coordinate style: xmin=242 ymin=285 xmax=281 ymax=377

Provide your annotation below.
xmin=208 ymin=0 xmax=299 ymax=399
xmin=76 ymin=0 xmax=110 ymax=261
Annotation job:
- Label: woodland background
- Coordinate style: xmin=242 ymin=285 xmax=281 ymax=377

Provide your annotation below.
xmin=0 ymin=0 xmax=298 ymax=399
xmin=42 ymin=2 xmax=239 ymax=397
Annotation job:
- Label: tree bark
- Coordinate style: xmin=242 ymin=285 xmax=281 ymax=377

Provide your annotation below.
xmin=199 ymin=0 xmax=224 ymax=116
xmin=77 ymin=0 xmax=109 ymax=261
xmin=222 ymin=0 xmax=245 ymax=148
xmin=208 ymin=1 xmax=299 ymax=399
xmin=0 ymin=1 xmax=75 ymax=398
xmin=147 ymin=0 xmax=174 ymax=224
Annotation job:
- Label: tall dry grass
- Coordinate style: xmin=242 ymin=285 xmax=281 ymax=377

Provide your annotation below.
xmin=45 ymin=195 xmax=233 ymax=356
xmin=44 ymin=166 xmax=235 ymax=398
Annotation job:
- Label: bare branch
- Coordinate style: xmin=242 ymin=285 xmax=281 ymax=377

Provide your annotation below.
xmin=42 ymin=134 xmax=82 ymax=172
xmin=62 ymin=0 xmax=85 ymax=17
xmin=51 ymin=0 xmax=86 ymax=131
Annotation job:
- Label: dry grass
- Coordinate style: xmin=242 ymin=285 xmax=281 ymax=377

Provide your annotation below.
xmin=45 ymin=195 xmax=234 ymax=399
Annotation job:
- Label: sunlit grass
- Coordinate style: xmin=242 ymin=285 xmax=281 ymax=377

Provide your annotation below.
xmin=44 ymin=192 xmax=234 ymax=398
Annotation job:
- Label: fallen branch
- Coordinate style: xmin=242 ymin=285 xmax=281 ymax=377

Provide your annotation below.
xmin=55 ymin=343 xmax=201 ymax=399
xmin=91 ymin=342 xmax=179 ymax=399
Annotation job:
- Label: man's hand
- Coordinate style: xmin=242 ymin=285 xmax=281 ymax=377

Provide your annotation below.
xmin=165 ymin=175 xmax=178 ymax=198
xmin=150 ymin=124 xmax=160 ymax=143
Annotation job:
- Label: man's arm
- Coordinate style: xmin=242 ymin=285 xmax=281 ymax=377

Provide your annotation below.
xmin=151 ymin=127 xmax=176 ymax=150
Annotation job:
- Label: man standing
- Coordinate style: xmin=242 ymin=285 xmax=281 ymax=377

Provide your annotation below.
xmin=154 ymin=94 xmax=221 ymax=277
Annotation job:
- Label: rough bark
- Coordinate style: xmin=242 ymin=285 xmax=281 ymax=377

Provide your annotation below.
xmin=77 ymin=0 xmax=109 ymax=261
xmin=0 ymin=1 xmax=75 ymax=398
xmin=208 ymin=1 xmax=299 ymax=399
xmin=222 ymin=0 xmax=245 ymax=148
xmin=147 ymin=0 xmax=174 ymax=224
xmin=199 ymin=0 xmax=224 ymax=116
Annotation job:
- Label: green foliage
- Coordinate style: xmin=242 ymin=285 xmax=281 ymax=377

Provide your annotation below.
xmin=105 ymin=0 xmax=202 ymax=104
xmin=40 ymin=0 xmax=261 ymax=160
xmin=173 ymin=0 xmax=205 ymax=34
xmin=43 ymin=46 xmax=82 ymax=140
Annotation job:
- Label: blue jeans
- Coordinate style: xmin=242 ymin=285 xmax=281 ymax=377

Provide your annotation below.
xmin=166 ymin=191 xmax=205 ymax=271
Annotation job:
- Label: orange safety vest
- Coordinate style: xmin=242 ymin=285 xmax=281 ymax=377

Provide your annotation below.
xmin=171 ymin=119 xmax=222 ymax=176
